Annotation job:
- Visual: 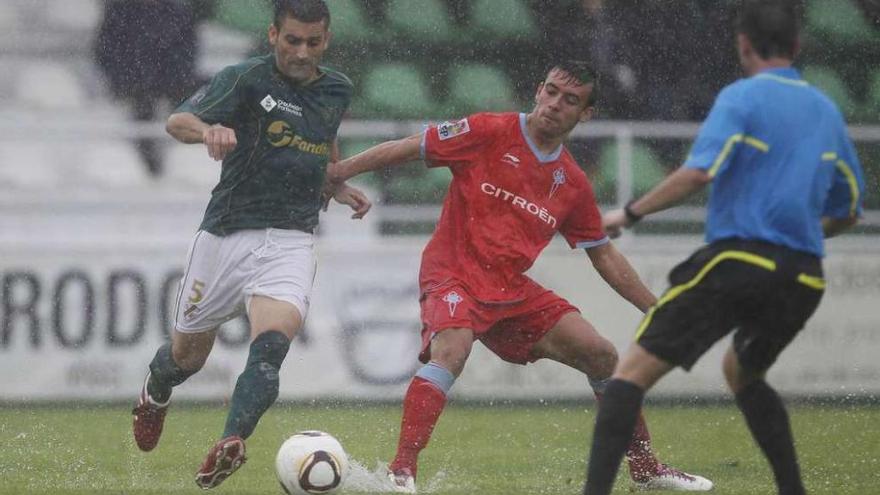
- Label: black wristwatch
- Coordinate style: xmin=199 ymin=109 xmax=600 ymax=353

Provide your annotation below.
xmin=624 ymin=200 xmax=643 ymax=224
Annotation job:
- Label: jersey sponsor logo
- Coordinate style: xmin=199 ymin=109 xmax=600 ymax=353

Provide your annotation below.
xmin=437 ymin=118 xmax=470 ymax=141
xmin=442 ymin=291 xmax=463 ymax=316
xmin=549 ymin=167 xmax=566 ymax=198
xmin=501 ymin=153 xmax=521 ymax=167
xmin=261 ymin=95 xmax=278 ymax=112
xmin=276 ymin=99 xmax=303 ymax=116
xmin=267 ymin=121 xmax=330 ymax=156
xmin=481 ymin=182 xmax=557 ymax=227
xmin=261 ymin=94 xmax=304 ymax=116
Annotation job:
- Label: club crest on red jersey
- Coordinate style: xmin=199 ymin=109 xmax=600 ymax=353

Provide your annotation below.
xmin=549 ymin=167 xmax=566 ymax=198
xmin=442 ymin=291 xmax=464 ymax=316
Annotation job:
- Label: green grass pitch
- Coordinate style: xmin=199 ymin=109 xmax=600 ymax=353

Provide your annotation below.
xmin=0 ymin=403 xmax=877 ymax=494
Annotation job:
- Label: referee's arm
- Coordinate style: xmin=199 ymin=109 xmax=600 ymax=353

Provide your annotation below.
xmin=822 ymin=216 xmax=858 ymax=238
xmin=603 ymin=167 xmax=712 ymax=237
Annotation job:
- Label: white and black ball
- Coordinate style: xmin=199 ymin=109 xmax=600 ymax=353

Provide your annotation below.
xmin=276 ymin=431 xmax=349 ymax=494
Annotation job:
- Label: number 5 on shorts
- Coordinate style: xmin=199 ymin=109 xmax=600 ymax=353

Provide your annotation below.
xmin=188 ymin=280 xmax=206 ymax=304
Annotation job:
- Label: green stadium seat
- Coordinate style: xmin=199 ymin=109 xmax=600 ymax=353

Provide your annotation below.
xmin=214 ymin=0 xmax=272 ymax=37
xmin=470 ymin=0 xmax=537 ymax=40
xmin=868 ymin=69 xmax=880 ymax=120
xmin=325 ymin=0 xmax=376 ymax=45
xmin=360 ymin=63 xmax=438 ymax=118
xmin=384 ymin=167 xmax=452 ymax=204
xmin=801 ymin=65 xmax=859 ymax=120
xmin=806 ymin=0 xmax=877 ymax=43
xmin=447 ymin=63 xmax=517 ymax=114
xmin=386 ymin=0 xmax=458 ymax=43
xmin=595 ymin=141 xmax=668 ymax=202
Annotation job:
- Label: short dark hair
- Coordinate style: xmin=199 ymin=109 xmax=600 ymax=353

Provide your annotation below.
xmin=549 ymin=60 xmax=599 ymax=107
xmin=274 ymin=0 xmax=331 ymax=29
xmin=736 ymin=0 xmax=801 ymax=59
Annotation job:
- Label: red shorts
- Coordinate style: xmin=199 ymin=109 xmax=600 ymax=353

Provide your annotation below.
xmin=419 ymin=284 xmax=579 ymax=365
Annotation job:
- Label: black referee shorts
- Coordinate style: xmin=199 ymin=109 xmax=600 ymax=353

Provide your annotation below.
xmin=636 ymin=239 xmax=825 ymax=372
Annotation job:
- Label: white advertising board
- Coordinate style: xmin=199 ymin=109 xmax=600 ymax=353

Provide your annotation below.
xmin=1 ymin=200 xmax=878 ymax=401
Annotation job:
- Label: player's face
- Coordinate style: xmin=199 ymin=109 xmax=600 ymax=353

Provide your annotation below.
xmin=269 ymin=16 xmax=331 ymax=84
xmin=533 ymin=69 xmax=594 ymax=137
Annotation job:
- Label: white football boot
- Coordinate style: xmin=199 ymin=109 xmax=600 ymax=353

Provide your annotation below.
xmin=634 ymin=464 xmax=714 ymax=491
xmin=387 ymin=467 xmax=417 ymax=494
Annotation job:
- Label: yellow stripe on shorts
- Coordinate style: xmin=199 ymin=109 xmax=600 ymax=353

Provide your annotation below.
xmin=634 ymin=251 xmax=777 ymax=340
xmin=797 ymin=273 xmax=825 ymax=290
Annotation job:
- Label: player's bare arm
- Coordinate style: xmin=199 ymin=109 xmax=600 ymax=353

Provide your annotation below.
xmin=586 ymin=242 xmax=656 ymax=313
xmin=166 ymin=112 xmax=237 ymax=161
xmin=822 ymin=215 xmax=859 ymax=238
xmin=604 ymin=167 xmax=712 ymax=238
xmin=326 ymin=133 xmax=422 ymax=183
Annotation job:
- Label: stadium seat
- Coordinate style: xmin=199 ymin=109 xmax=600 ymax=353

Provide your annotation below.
xmin=324 ymin=0 xmax=376 ymax=45
xmin=596 ymin=141 xmax=668 ymax=203
xmin=360 ymin=64 xmax=438 ymax=118
xmin=0 ymin=143 xmax=59 ymax=190
xmin=15 ymin=62 xmax=86 ymax=110
xmin=868 ymin=69 xmax=880 ymax=120
xmin=163 ymin=144 xmax=221 ymax=192
xmin=0 ymin=4 xmax=20 ymax=32
xmin=384 ymin=167 xmax=451 ymax=204
xmin=79 ymin=142 xmax=150 ymax=189
xmin=386 ymin=0 xmax=458 ymax=43
xmin=46 ymin=0 xmax=100 ymax=31
xmin=447 ymin=63 xmax=517 ymax=114
xmin=801 ymin=65 xmax=858 ymax=120
xmin=214 ymin=0 xmax=272 ymax=37
xmin=806 ymin=0 xmax=876 ymax=43
xmin=470 ymin=0 xmax=537 ymax=40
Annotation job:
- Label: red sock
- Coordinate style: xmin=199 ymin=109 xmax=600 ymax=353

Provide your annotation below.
xmin=594 ymin=392 xmax=659 ymax=482
xmin=389 ymin=377 xmax=447 ymax=479
xmin=625 ymin=411 xmax=661 ymax=482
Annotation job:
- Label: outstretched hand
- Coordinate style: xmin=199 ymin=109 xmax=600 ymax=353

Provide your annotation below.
xmin=329 ymin=183 xmax=372 ymax=219
xmin=202 ymin=124 xmax=237 ymax=161
xmin=602 ymin=209 xmax=628 ymax=239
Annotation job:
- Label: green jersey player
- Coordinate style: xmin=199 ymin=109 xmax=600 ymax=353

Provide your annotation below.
xmin=131 ymin=1 xmax=370 ymax=489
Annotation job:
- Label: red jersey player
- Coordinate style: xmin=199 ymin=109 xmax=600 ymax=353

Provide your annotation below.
xmin=328 ymin=61 xmax=712 ymax=493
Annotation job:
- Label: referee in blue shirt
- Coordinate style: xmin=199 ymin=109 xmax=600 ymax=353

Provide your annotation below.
xmin=584 ymin=1 xmax=865 ymax=494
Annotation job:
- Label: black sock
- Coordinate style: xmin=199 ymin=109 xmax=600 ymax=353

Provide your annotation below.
xmin=584 ymin=379 xmax=645 ymax=495
xmin=147 ymin=343 xmax=197 ymax=403
xmin=735 ymin=380 xmax=805 ymax=495
xmin=223 ymin=331 xmax=291 ymax=440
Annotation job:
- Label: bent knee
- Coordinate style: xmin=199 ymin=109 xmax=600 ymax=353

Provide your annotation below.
xmin=586 ymin=339 xmax=618 ymax=377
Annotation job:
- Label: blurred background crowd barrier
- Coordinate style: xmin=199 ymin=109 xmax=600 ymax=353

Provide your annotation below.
xmin=0 ymin=0 xmax=877 ymax=402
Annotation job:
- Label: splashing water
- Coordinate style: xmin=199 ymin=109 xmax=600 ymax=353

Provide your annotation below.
xmin=343 ymin=459 xmax=452 ymax=493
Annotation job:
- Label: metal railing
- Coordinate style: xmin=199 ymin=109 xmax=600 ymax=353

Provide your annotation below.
xmin=0 ymin=117 xmax=876 ymax=227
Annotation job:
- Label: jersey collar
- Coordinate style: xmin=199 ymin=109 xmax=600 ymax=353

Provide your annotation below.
xmin=519 ymin=113 xmax=563 ymax=164
xmin=753 ymin=67 xmax=807 ymax=87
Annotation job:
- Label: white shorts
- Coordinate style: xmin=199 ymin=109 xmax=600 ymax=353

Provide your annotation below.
xmin=173 ymin=228 xmax=316 ymax=333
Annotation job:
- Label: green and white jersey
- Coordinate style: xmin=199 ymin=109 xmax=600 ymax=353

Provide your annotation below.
xmin=176 ymin=54 xmax=353 ymax=235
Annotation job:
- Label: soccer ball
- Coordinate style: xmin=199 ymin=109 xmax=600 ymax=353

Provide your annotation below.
xmin=275 ymin=431 xmax=349 ymax=494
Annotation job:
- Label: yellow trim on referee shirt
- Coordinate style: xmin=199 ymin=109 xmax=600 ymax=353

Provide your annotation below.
xmin=822 ymin=152 xmax=860 ymax=216
xmin=707 ymin=134 xmax=770 ymax=177
xmin=634 ymin=251 xmax=777 ymax=340
xmin=835 ymin=160 xmax=860 ymax=216
xmin=797 ymin=273 xmax=826 ymax=290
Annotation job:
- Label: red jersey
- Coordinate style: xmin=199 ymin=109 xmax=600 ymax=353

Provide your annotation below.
xmin=420 ymin=112 xmax=608 ymax=303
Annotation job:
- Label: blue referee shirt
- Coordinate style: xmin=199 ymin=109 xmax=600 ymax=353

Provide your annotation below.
xmin=684 ymin=67 xmax=865 ymax=257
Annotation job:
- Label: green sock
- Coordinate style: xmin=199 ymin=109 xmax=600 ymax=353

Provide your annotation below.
xmin=147 ymin=343 xmax=197 ymax=404
xmin=223 ymin=331 xmax=290 ymax=439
